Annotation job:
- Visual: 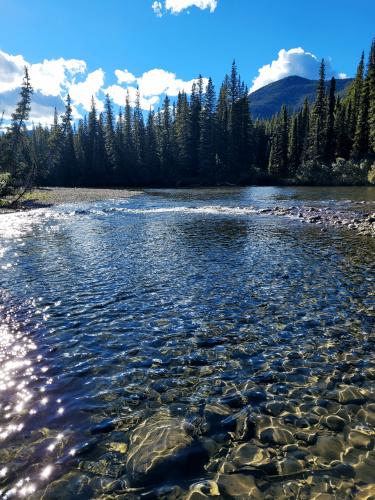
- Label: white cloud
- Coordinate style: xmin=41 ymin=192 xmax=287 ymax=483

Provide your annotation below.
xmin=69 ymin=69 xmax=105 ymax=112
xmin=105 ymin=68 xmax=207 ymax=110
xmin=153 ymin=0 xmax=217 ymax=16
xmin=250 ymin=47 xmax=347 ymax=93
xmin=152 ymin=1 xmax=163 ymax=17
xmin=115 ymin=69 xmax=136 ymax=85
xmin=105 ymin=85 xmax=160 ymax=110
xmin=0 ymin=48 xmax=206 ymax=122
xmin=0 ymin=51 xmax=26 ymax=93
xmin=29 ymin=58 xmax=86 ymax=96
xmin=0 ymin=49 xmax=86 ymax=96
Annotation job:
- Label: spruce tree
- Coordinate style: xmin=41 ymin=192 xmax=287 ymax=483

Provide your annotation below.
xmin=104 ymin=94 xmax=119 ymax=176
xmin=60 ymin=93 xmax=77 ymax=186
xmin=352 ymin=78 xmax=370 ymax=158
xmin=325 ymin=77 xmax=336 ymax=163
xmin=367 ymin=39 xmax=375 ymax=154
xmin=199 ymin=78 xmax=216 ymax=180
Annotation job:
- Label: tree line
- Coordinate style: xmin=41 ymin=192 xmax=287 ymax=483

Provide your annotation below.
xmin=1 ymin=39 xmax=374 ymax=200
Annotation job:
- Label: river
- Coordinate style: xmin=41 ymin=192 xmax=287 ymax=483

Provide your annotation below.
xmin=0 ymin=187 xmax=374 ymax=499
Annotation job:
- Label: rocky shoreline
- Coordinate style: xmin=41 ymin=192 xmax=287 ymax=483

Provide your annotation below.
xmin=257 ymin=202 xmax=375 ymax=237
xmin=0 ymin=187 xmax=142 ymax=213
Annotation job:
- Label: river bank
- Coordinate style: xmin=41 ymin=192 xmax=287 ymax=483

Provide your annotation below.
xmin=0 ymin=187 xmax=142 ymax=213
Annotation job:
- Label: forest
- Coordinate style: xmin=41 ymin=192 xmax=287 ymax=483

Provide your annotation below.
xmin=0 ymin=39 xmax=374 ymax=199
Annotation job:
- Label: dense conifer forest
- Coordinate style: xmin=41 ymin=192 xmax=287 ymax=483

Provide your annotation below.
xmin=1 ymin=40 xmax=374 ymax=198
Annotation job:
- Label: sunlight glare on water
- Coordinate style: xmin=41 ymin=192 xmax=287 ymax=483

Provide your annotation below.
xmin=0 ymin=187 xmax=374 ymax=498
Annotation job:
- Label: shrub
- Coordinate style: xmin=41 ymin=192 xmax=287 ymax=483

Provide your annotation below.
xmin=367 ymin=163 xmax=375 ymax=185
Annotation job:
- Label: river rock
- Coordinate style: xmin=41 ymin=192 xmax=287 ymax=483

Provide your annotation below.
xmin=227 ymin=443 xmax=271 ymax=470
xmin=259 ymin=427 xmax=295 ymax=446
xmin=329 ymin=386 xmax=367 ymax=405
xmin=354 ymin=451 xmax=375 ymax=483
xmin=348 ymin=430 xmax=373 ymax=450
xmin=321 ymin=415 xmax=346 ymax=432
xmin=311 ymin=435 xmax=344 ymax=462
xmin=217 ymin=474 xmax=263 ymax=498
xmin=126 ymin=413 xmax=207 ymax=486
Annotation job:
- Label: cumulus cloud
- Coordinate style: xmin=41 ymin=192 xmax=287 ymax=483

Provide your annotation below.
xmin=250 ymin=47 xmax=348 ymax=93
xmin=153 ymin=0 xmax=217 ymax=16
xmin=0 ymin=49 xmax=206 ymax=122
xmin=0 ymin=49 xmax=86 ymax=96
xmin=115 ymin=69 xmax=136 ymax=84
xmin=0 ymin=49 xmax=87 ymax=123
xmin=105 ymin=68 xmax=207 ymax=110
xmin=69 ymin=69 xmax=105 ymax=112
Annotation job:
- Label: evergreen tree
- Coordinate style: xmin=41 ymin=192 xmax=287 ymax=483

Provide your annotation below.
xmin=60 ymin=93 xmax=77 ymax=186
xmin=104 ymin=94 xmax=119 ymax=177
xmin=306 ymin=59 xmax=327 ymax=163
xmin=174 ymin=91 xmax=191 ymax=177
xmin=352 ymin=78 xmax=370 ymax=158
xmin=4 ymin=67 xmax=34 ymax=193
xmin=145 ymin=110 xmax=160 ymax=183
xmin=325 ymin=77 xmax=336 ymax=162
xmin=199 ymin=78 xmax=216 ymax=179
xmin=133 ymin=90 xmax=146 ymax=182
xmin=367 ymin=39 xmax=375 ymax=154
xmin=216 ymin=77 xmax=229 ymax=177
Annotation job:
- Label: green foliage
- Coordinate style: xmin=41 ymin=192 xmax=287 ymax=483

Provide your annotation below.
xmin=367 ymin=163 xmax=375 ymax=184
xmin=2 ymin=40 xmax=374 ymax=190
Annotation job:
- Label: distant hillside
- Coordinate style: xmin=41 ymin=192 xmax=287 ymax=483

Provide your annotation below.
xmin=250 ymin=75 xmax=353 ymax=119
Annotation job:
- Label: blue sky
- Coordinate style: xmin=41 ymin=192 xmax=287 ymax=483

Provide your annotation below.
xmin=0 ymin=0 xmax=374 ymax=123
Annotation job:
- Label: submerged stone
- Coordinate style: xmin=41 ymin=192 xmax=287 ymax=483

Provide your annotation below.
xmin=217 ymin=474 xmax=263 ymax=498
xmin=259 ymin=427 xmax=295 ymax=446
xmin=311 ymin=435 xmax=344 ymax=462
xmin=321 ymin=415 xmax=346 ymax=432
xmin=126 ymin=413 xmax=207 ymax=486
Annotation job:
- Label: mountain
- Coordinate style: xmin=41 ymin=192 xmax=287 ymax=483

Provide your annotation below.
xmin=250 ymin=75 xmax=353 ymax=119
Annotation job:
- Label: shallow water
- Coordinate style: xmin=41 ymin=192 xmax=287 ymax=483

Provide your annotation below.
xmin=0 ymin=186 xmax=374 ymax=499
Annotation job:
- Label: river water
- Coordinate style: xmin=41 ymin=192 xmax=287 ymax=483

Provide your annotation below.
xmin=0 ymin=187 xmax=374 ymax=499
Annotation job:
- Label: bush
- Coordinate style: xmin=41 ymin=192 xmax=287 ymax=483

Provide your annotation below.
xmin=367 ymin=163 xmax=375 ymax=185
xmin=331 ymin=158 xmax=369 ymax=185
xmin=0 ymin=172 xmax=12 ymax=198
xmin=296 ymin=161 xmax=332 ymax=185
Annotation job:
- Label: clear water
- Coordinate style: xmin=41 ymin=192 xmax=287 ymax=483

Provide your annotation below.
xmin=0 ymin=187 xmax=374 ymax=499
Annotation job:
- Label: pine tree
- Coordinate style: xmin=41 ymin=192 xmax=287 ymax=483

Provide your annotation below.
xmin=199 ymin=78 xmax=216 ymax=180
xmin=145 ymin=110 xmax=159 ymax=183
xmin=352 ymin=78 xmax=370 ymax=158
xmin=133 ymin=90 xmax=146 ymax=182
xmin=349 ymin=51 xmax=365 ymax=141
xmin=288 ymin=114 xmax=300 ymax=175
xmin=60 ymin=93 xmax=77 ymax=186
xmin=268 ymin=105 xmax=288 ymax=177
xmin=367 ymin=39 xmax=375 ymax=154
xmin=306 ymin=59 xmax=327 ymax=163
xmin=216 ymin=77 xmax=229 ymax=177
xmin=104 ymin=94 xmax=119 ymax=176
xmin=174 ymin=91 xmax=191 ymax=178
xmin=160 ymin=95 xmax=174 ymax=181
xmin=325 ymin=77 xmax=336 ymax=162
xmin=5 ymin=66 xmax=34 ymax=192
xmin=190 ymin=81 xmax=202 ymax=176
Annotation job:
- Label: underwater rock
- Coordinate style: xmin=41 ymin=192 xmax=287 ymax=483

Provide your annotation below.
xmin=126 ymin=413 xmax=208 ymax=486
xmin=259 ymin=427 xmax=295 ymax=446
xmin=217 ymin=473 xmax=263 ymax=498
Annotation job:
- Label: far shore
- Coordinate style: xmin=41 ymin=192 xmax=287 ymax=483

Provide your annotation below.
xmin=0 ymin=187 xmax=143 ymax=213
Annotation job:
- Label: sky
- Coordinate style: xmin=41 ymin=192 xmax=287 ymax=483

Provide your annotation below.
xmin=0 ymin=0 xmax=374 ymax=124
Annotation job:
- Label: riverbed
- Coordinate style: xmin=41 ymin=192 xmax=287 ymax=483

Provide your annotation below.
xmin=0 ymin=187 xmax=374 ymax=499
